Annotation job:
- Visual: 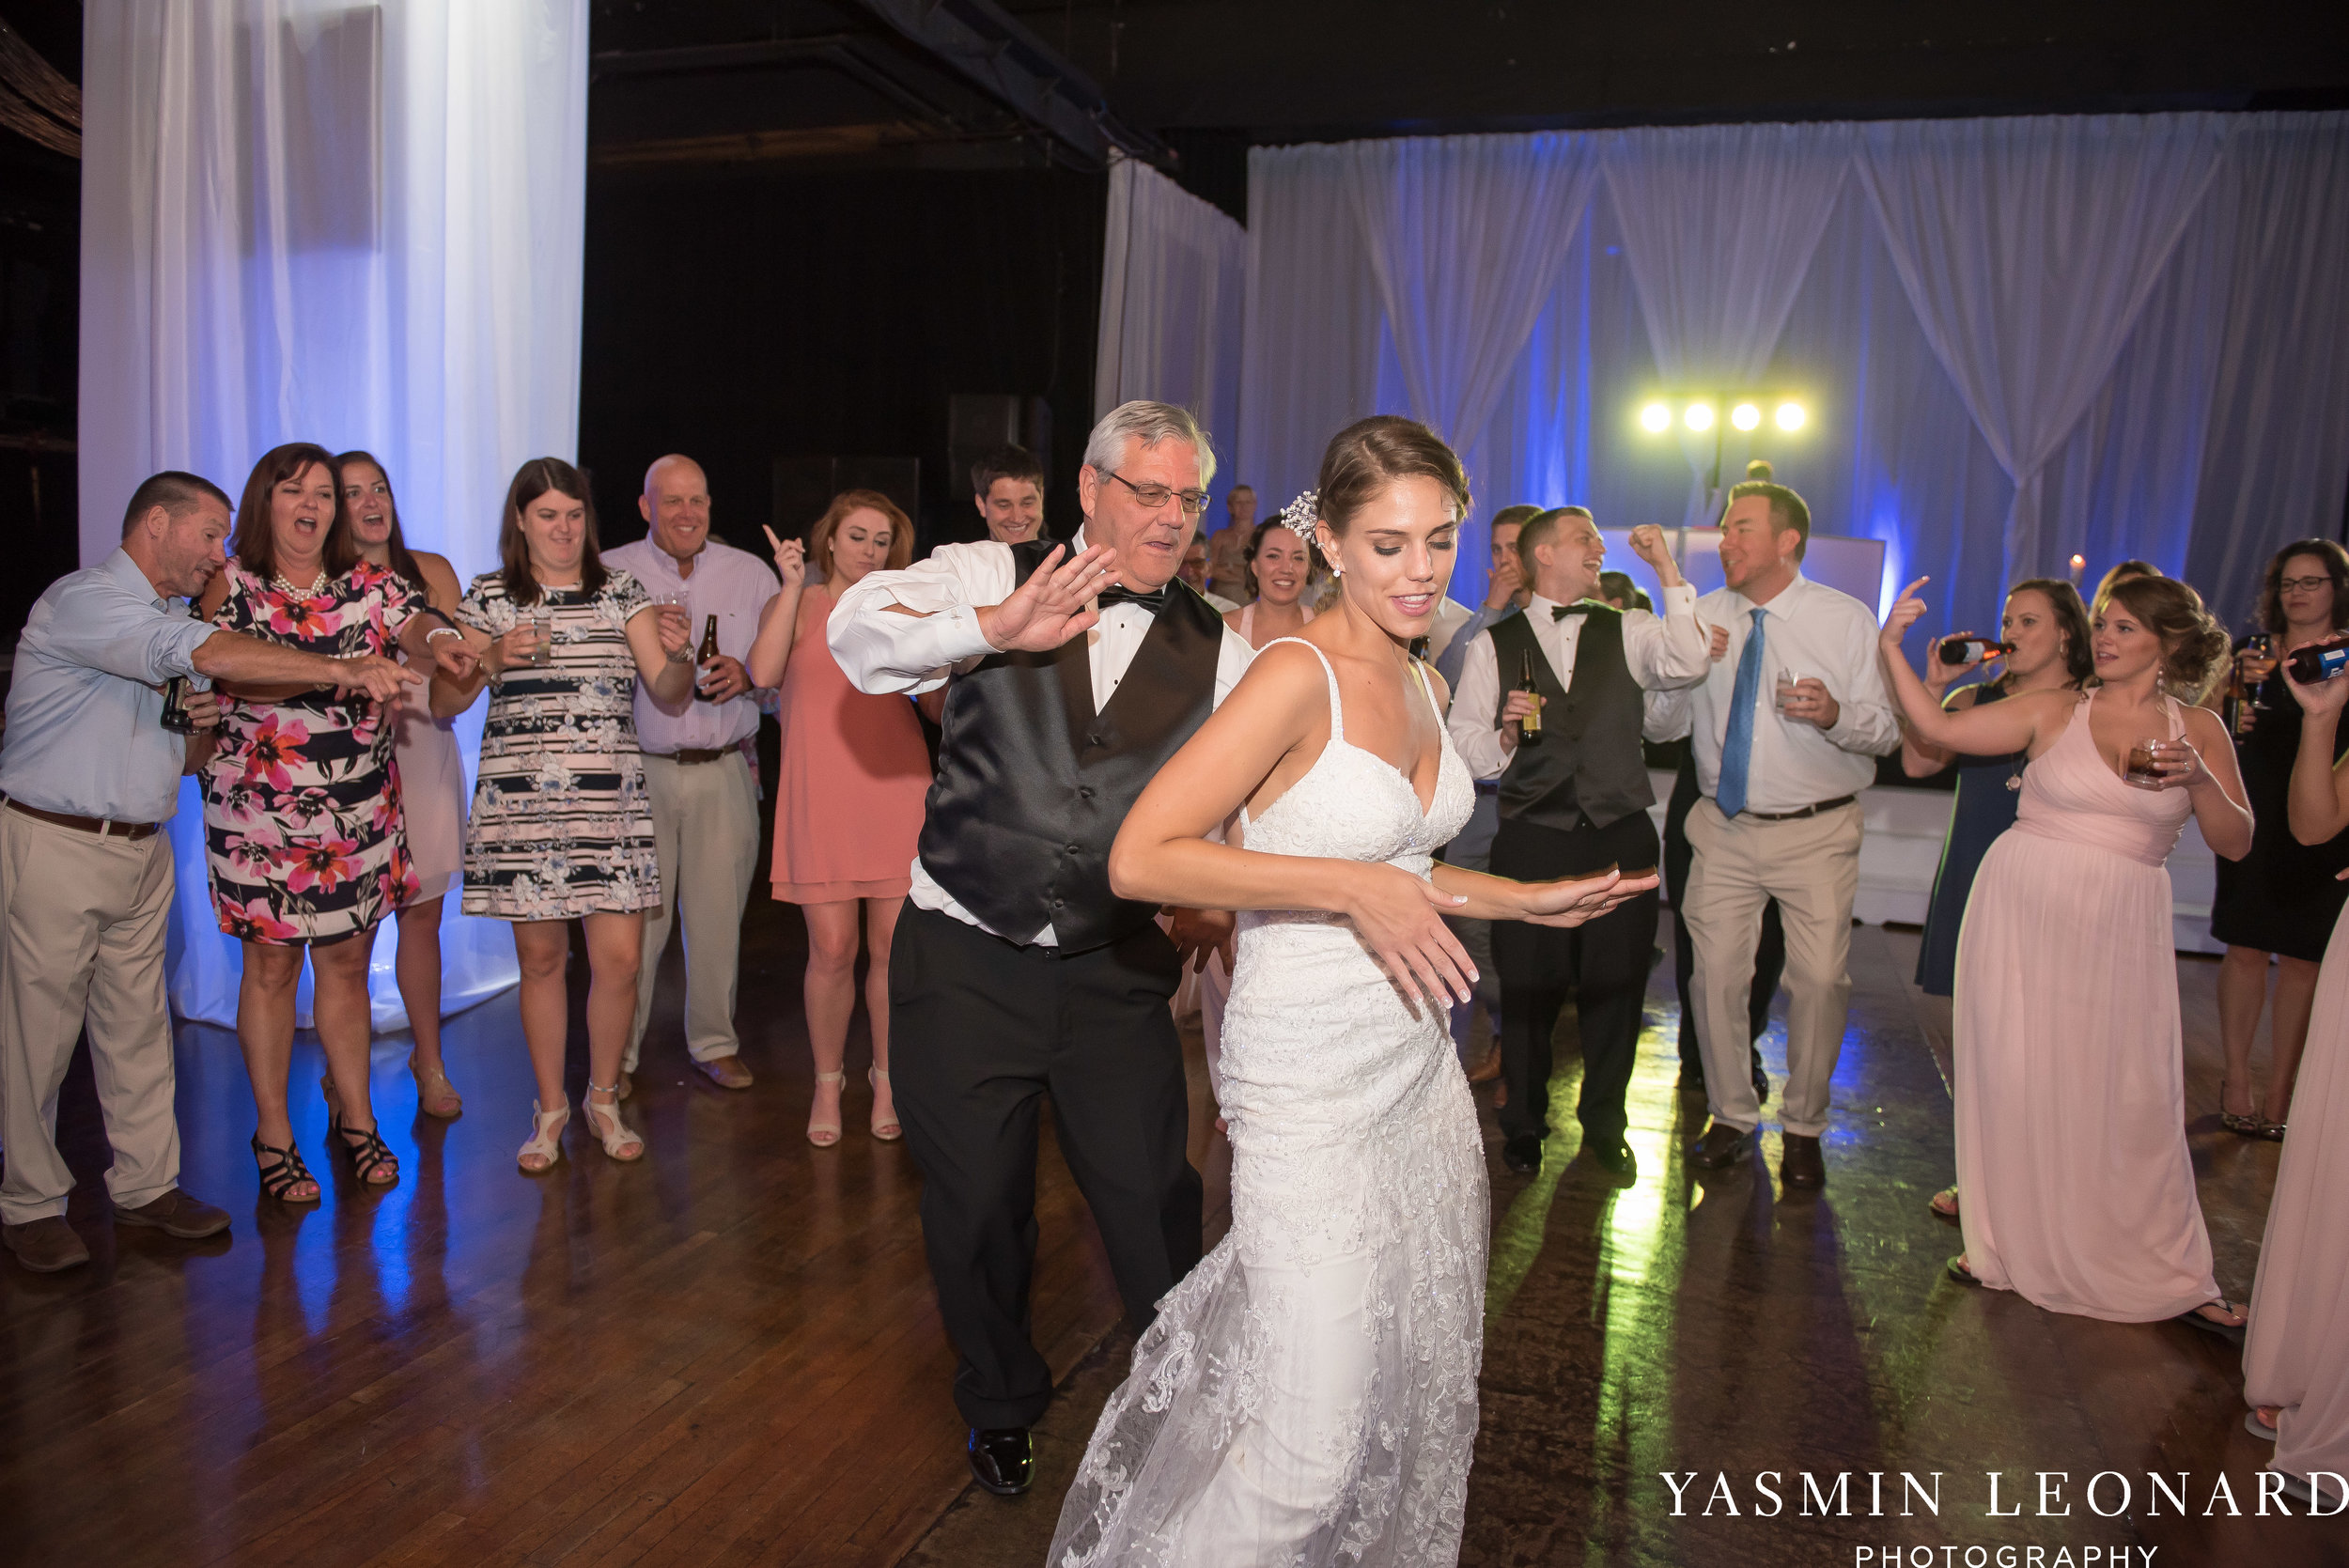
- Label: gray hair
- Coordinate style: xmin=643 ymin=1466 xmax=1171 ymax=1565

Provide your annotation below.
xmin=1081 ymin=400 xmax=1217 ymax=488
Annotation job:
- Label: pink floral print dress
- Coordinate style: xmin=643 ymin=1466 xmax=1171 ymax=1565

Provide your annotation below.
xmin=200 ymin=556 xmax=420 ymax=943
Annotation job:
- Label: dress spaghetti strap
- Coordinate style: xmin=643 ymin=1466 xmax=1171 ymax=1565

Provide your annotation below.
xmin=1258 ymin=634 xmax=1344 ymax=740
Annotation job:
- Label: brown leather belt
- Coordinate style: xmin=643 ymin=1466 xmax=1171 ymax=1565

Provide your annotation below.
xmin=3 ymin=797 xmax=162 ymax=840
xmin=652 ymin=747 xmax=732 ymax=766
xmin=1736 ymin=794 xmax=1858 ymax=822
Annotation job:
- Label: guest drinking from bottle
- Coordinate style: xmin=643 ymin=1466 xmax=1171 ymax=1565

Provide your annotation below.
xmin=199 ymin=443 xmax=476 ymax=1202
xmin=1880 ymin=573 xmax=2252 ymax=1334
xmin=431 ymin=458 xmax=694 ymax=1172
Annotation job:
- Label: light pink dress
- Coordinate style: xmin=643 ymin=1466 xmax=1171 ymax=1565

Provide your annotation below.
xmin=2245 ymin=900 xmax=2349 ymax=1486
xmin=1953 ymin=690 xmax=2222 ymax=1320
xmin=391 ymin=662 xmax=468 ymax=902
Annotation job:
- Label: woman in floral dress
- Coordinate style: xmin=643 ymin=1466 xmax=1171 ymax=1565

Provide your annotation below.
xmin=433 ymin=458 xmax=693 ymax=1172
xmin=201 ymin=442 xmax=475 ymax=1203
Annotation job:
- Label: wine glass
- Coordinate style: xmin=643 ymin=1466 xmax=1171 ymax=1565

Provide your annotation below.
xmin=2243 ymin=634 xmax=2279 ymax=710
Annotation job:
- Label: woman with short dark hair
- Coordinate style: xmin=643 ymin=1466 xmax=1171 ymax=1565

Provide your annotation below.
xmin=2209 ymin=538 xmax=2349 ymax=1139
xmin=431 ymin=458 xmax=694 ymax=1172
xmin=199 ymin=442 xmax=474 ymax=1202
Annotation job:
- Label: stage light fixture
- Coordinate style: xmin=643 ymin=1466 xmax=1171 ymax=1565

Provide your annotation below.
xmin=1731 ymin=402 xmax=1762 ymax=431
xmin=1775 ymin=400 xmax=1807 ymax=431
xmin=1640 ymin=401 xmax=1672 ymax=433
xmin=1684 ymin=402 xmax=1715 ymax=432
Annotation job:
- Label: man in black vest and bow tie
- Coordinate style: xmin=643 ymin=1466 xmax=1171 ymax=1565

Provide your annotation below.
xmin=1445 ymin=506 xmax=1711 ymax=1179
xmin=830 ymin=401 xmax=1252 ymax=1497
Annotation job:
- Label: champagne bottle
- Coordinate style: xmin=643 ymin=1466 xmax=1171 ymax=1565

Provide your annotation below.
xmin=1516 ymin=648 xmax=1543 ymax=745
xmin=2286 ymin=631 xmax=2349 ymax=685
xmin=159 ymin=600 xmax=207 ymax=734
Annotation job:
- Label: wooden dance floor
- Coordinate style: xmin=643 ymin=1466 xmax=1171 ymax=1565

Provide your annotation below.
xmin=2 ymin=894 xmax=2337 ymax=1565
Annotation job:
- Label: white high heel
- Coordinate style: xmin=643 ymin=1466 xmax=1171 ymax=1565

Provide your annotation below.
xmin=869 ymin=1067 xmax=901 ymax=1142
xmin=807 ymin=1070 xmax=846 ymax=1147
xmin=582 ymin=1080 xmax=645 ymax=1162
xmin=517 ymin=1098 xmax=569 ymax=1173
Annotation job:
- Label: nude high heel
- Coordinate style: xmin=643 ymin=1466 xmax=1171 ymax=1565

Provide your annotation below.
xmin=869 ymin=1067 xmax=902 ymax=1142
xmin=518 ymin=1098 xmax=569 ymax=1173
xmin=582 ymin=1081 xmax=645 ymax=1162
xmin=807 ymin=1070 xmax=846 ymax=1147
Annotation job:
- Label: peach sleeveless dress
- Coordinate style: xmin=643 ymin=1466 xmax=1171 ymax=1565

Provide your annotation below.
xmin=769 ymin=584 xmax=931 ymax=903
xmin=2244 ymin=900 xmax=2349 ymax=1489
xmin=1952 ymin=690 xmax=2222 ymax=1320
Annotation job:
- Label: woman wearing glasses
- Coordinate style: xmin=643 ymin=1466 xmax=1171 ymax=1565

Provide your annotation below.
xmin=2209 ymin=540 xmax=2349 ymax=1140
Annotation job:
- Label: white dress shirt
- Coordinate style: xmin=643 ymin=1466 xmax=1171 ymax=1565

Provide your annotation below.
xmin=1446 ymin=586 xmax=1709 ymax=782
xmin=1661 ymin=573 xmax=1900 ymax=814
xmin=829 ymin=529 xmax=1253 ymax=943
xmin=603 ymin=536 xmax=779 ymax=752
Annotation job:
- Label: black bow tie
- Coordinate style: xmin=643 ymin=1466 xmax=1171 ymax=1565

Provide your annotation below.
xmin=1097 ymin=584 xmax=1170 ymax=613
xmin=1552 ymin=603 xmax=1592 ymax=621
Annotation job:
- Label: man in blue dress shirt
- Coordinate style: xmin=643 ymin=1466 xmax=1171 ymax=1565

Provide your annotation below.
xmin=0 ymin=471 xmax=417 ymax=1273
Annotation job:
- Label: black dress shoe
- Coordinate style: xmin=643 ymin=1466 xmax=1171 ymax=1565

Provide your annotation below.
xmin=1687 ymin=1121 xmax=1751 ymax=1170
xmin=1751 ymin=1063 xmax=1771 ymax=1106
xmin=968 ymin=1426 xmax=1033 ymax=1495
xmin=1586 ymin=1139 xmax=1637 ymax=1178
xmin=1674 ymin=1067 xmax=1707 ymax=1097
xmin=1780 ymin=1133 xmax=1826 ymax=1190
xmin=1501 ymin=1133 xmax=1543 ymax=1174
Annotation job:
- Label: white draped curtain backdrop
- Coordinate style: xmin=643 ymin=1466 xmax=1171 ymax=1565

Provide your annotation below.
xmin=1095 ymin=155 xmax=1246 ymax=500
xmin=1202 ymin=112 xmax=2349 ymax=633
xmin=80 ymin=0 xmax=591 ymax=1028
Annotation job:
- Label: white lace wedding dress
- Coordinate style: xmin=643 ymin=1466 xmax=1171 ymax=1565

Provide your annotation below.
xmin=1050 ymin=640 xmax=1486 ymax=1567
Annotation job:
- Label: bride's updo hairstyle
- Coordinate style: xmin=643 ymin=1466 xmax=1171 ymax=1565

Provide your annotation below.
xmin=2104 ymin=574 xmax=2229 ymax=701
xmin=1313 ymin=415 xmax=1472 ymax=557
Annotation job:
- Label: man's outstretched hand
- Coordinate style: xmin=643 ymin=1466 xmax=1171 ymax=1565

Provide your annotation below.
xmin=976 ymin=544 xmax=1120 ymax=653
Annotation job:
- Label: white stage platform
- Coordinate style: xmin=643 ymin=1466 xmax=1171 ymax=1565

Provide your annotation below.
xmin=1644 ymin=770 xmax=2224 ymax=956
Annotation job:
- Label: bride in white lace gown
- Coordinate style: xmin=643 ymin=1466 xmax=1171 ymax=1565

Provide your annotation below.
xmin=1049 ymin=417 xmax=1653 ymax=1567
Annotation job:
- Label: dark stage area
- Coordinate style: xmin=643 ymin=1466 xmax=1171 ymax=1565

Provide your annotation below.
xmin=1 ymin=906 xmax=2333 ymax=1566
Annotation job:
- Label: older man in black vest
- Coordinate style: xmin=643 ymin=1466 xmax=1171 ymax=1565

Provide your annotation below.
xmin=1445 ymin=506 xmax=1710 ymax=1179
xmin=830 ymin=401 xmax=1252 ymax=1497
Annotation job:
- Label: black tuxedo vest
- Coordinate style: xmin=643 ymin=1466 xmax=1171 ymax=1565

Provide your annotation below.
xmin=1489 ymin=603 xmax=1654 ymax=833
xmin=917 ymin=539 xmax=1226 ymax=952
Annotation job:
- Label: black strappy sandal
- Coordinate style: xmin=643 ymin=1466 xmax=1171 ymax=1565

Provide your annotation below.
xmin=250 ymin=1132 xmax=321 ymax=1204
xmin=328 ymin=1112 xmax=400 ymax=1187
xmin=2173 ymin=1297 xmax=2248 ymax=1345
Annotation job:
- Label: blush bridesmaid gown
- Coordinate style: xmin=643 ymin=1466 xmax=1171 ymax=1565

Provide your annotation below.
xmin=2244 ymin=899 xmax=2349 ymax=1494
xmin=1952 ymin=690 xmax=2225 ymax=1320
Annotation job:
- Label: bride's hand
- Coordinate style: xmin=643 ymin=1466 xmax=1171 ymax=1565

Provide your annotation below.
xmin=1519 ymin=867 xmax=1659 ymax=927
xmin=1342 ymin=863 xmax=1476 ymax=1008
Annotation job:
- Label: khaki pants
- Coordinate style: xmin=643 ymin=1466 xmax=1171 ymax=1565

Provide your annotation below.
xmin=626 ymin=750 xmax=760 ymax=1070
xmin=1682 ymin=798 xmax=1862 ymax=1138
xmin=0 ymin=809 xmax=181 ymax=1225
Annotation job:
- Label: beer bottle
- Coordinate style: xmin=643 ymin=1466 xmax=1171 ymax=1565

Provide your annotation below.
xmin=2286 ymin=631 xmax=2349 ymax=686
xmin=2221 ymin=649 xmax=2251 ymax=737
xmin=1936 ymin=635 xmax=2015 ymax=668
xmin=1516 ymin=648 xmax=1543 ymax=745
xmin=160 ymin=601 xmax=207 ymax=734
xmin=695 ymin=613 xmax=723 ymax=696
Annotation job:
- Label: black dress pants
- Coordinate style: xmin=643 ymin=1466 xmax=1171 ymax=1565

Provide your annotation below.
xmin=1489 ymin=812 xmax=1660 ymax=1149
xmin=888 ymin=905 xmax=1204 ymax=1431
xmin=1663 ymin=753 xmax=1781 ymax=1074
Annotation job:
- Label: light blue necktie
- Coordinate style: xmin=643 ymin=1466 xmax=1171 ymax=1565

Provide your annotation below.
xmin=1715 ymin=608 xmax=1767 ymax=818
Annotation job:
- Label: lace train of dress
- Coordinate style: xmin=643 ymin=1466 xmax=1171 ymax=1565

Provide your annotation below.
xmin=1050 ymin=640 xmax=1486 ymax=1567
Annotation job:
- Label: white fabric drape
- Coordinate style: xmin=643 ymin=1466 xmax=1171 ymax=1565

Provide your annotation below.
xmin=1851 ymin=114 xmax=2231 ymax=586
xmin=1095 ymin=156 xmax=1246 ymax=499
xmin=1226 ymin=113 xmax=2346 ymax=627
xmin=1605 ymin=122 xmax=1855 ymax=527
xmin=81 ymin=0 xmax=589 ymax=1027
xmin=1237 ymin=143 xmax=1388 ymax=516
xmin=1343 ymin=132 xmax=1602 ymax=462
